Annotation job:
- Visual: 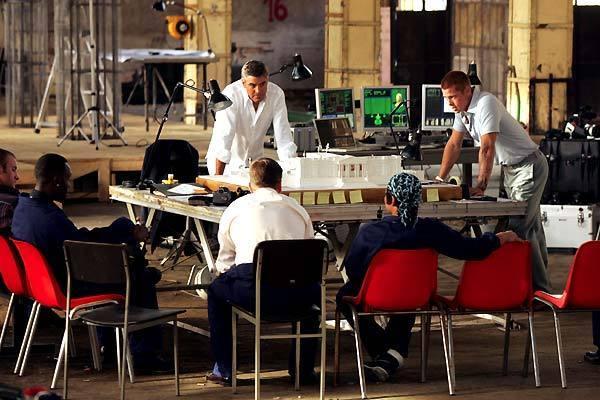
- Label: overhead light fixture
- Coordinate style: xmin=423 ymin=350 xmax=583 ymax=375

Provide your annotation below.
xmin=270 ymin=53 xmax=313 ymax=81
xmin=152 ymin=0 xmax=213 ymax=53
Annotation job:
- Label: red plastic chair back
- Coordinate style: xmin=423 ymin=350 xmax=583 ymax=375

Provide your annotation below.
xmin=453 ymin=241 xmax=531 ymax=310
xmin=561 ymin=241 xmax=600 ymax=308
xmin=0 ymin=236 xmax=28 ymax=296
xmin=354 ymin=248 xmax=438 ymax=312
xmin=11 ymin=239 xmax=66 ymax=310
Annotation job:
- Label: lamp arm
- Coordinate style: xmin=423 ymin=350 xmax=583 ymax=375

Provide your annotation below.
xmin=388 ymin=100 xmax=407 ymax=157
xmin=269 ymin=63 xmax=292 ymax=77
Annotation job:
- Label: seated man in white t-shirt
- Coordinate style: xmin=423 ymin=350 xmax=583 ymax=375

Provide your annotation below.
xmin=206 ymin=158 xmax=317 ymax=385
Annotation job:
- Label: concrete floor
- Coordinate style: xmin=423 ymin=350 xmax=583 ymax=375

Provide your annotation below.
xmin=1 ymin=201 xmax=599 ymax=399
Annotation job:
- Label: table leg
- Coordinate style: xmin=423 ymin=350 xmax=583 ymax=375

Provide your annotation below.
xmin=143 ymin=64 xmax=150 ymax=132
xmin=192 ymin=218 xmax=216 ymax=273
xmin=202 ymin=63 xmax=208 ymax=129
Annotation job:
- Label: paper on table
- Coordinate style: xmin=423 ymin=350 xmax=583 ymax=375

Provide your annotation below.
xmin=333 ymin=191 xmax=346 ymax=204
xmin=317 ymin=192 xmax=330 ymax=205
xmin=167 ymin=183 xmax=204 ymax=195
xmin=349 ymin=190 xmax=363 ymax=204
xmin=426 ymin=188 xmax=440 ymax=202
xmin=289 ymin=192 xmax=302 ymax=203
xmin=303 ymin=192 xmax=316 ymax=205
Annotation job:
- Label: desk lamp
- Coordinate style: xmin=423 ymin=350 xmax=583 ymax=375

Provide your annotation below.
xmin=270 ymin=53 xmax=313 ymax=81
xmin=152 ymin=0 xmax=214 ymax=53
xmin=468 ymin=61 xmax=482 ymax=86
xmin=400 ymin=128 xmax=423 ymax=162
xmin=137 ymin=79 xmax=232 ymax=190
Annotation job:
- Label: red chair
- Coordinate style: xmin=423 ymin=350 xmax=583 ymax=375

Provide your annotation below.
xmin=533 ymin=240 xmax=600 ymax=389
xmin=333 ymin=248 xmax=453 ymax=399
xmin=9 ymin=238 xmax=123 ymax=389
xmin=436 ymin=241 xmax=540 ymax=393
xmin=0 ymin=236 xmax=28 ymax=356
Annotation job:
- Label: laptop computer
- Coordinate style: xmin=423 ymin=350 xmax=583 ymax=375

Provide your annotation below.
xmin=313 ymin=117 xmax=382 ymax=152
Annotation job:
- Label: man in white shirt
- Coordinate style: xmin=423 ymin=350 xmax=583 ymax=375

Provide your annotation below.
xmin=206 ymin=158 xmax=317 ymax=385
xmin=437 ymin=70 xmax=550 ymax=291
xmin=206 ymin=60 xmax=297 ymax=175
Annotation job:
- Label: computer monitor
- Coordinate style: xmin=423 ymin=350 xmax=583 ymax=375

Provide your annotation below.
xmin=361 ymin=85 xmax=410 ymax=132
xmin=421 ymin=84 xmax=455 ymax=131
xmin=315 ymin=88 xmax=356 ymax=130
xmin=313 ymin=117 xmax=356 ymax=148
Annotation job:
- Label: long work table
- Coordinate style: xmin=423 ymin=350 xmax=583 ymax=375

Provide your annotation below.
xmin=110 ymin=185 xmax=526 ymax=275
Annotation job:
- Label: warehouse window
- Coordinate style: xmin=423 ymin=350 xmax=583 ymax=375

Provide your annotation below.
xmin=397 ymin=0 xmax=447 ymax=11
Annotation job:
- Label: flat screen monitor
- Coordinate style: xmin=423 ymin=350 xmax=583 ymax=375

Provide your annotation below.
xmin=315 ymin=88 xmax=356 ymax=130
xmin=313 ymin=117 xmax=356 ymax=148
xmin=421 ymin=84 xmax=455 ymax=131
xmin=361 ymin=85 xmax=410 ymax=132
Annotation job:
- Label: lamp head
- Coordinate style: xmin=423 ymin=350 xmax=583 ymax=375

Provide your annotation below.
xmin=291 ymin=53 xmax=312 ymax=81
xmin=207 ymin=79 xmax=233 ymax=111
xmin=152 ymin=1 xmax=167 ymax=12
xmin=468 ymin=61 xmax=482 ymax=86
xmin=400 ymin=129 xmax=422 ymax=161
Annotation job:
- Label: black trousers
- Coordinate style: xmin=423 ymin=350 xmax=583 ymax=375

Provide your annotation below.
xmin=336 ymin=282 xmax=415 ymax=359
xmin=207 ymin=263 xmax=320 ymax=379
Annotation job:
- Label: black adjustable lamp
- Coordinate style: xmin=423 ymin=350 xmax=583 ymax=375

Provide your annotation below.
xmin=137 ymin=79 xmax=232 ymax=189
xmin=270 ymin=53 xmax=313 ymax=81
xmin=152 ymin=0 xmax=213 ymax=53
xmin=468 ymin=61 xmax=482 ymax=86
xmin=400 ymin=128 xmax=423 ymax=162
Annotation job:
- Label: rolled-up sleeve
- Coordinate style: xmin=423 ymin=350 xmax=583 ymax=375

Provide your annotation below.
xmin=272 ymin=91 xmax=297 ymax=160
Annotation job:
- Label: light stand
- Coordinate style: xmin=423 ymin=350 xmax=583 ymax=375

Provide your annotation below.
xmin=269 ymin=53 xmax=313 ymax=81
xmin=388 ymin=99 xmax=409 ymax=156
xmin=152 ymin=0 xmax=213 ymax=53
xmin=138 ymin=79 xmax=231 ymax=190
xmin=57 ymin=0 xmax=126 ymax=150
xmin=387 ymin=98 xmax=422 ymax=165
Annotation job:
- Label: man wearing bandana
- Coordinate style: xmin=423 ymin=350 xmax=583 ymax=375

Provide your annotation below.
xmin=336 ymin=173 xmax=522 ymax=382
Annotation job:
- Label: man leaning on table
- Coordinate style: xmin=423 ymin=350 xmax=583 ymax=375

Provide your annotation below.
xmin=206 ymin=157 xmax=319 ymax=386
xmin=206 ymin=60 xmax=297 ymax=175
xmin=436 ymin=70 xmax=550 ymax=292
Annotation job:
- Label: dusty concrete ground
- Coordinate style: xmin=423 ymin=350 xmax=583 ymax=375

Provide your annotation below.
xmin=1 ymin=202 xmax=598 ymax=399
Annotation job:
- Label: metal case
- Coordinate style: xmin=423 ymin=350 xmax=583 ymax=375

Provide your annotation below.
xmin=541 ymin=204 xmax=600 ymax=249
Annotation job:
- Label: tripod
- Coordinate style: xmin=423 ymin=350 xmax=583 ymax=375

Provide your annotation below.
xmin=57 ymin=0 xmax=126 ymax=150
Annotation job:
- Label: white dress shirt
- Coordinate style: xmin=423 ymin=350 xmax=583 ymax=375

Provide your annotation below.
xmin=215 ymin=187 xmax=314 ymax=274
xmin=206 ymin=80 xmax=297 ymax=175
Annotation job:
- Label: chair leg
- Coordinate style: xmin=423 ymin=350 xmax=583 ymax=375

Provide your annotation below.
xmin=14 ymin=301 xmax=38 ymax=374
xmin=120 ymin=328 xmax=128 ymax=400
xmin=232 ymin=311 xmax=238 ymax=393
xmin=295 ymin=321 xmax=301 ymax=391
xmin=552 ymin=311 xmax=567 ymax=389
xmin=50 ymin=330 xmax=67 ymax=390
xmin=424 ymin=314 xmax=432 ymax=380
xmin=420 ymin=315 xmax=427 ymax=383
xmin=527 ymin=311 xmax=541 ymax=387
xmin=173 ymin=316 xmax=180 ymax=396
xmin=115 ymin=328 xmax=122 ymax=387
xmin=19 ymin=302 xmax=41 ymax=376
xmin=0 ymin=293 xmax=15 ymax=350
xmin=522 ymin=328 xmax=531 ymax=378
xmin=350 ymin=308 xmax=367 ymax=400
xmin=254 ymin=320 xmax=261 ymax=400
xmin=88 ymin=325 xmax=101 ymax=371
xmin=68 ymin=325 xmax=77 ymax=357
xmin=447 ymin=314 xmax=456 ymax=389
xmin=333 ymin=308 xmax=341 ymax=387
xmin=320 ymin=307 xmax=326 ymax=400
xmin=125 ymin=340 xmax=135 ymax=384
xmin=502 ymin=312 xmax=511 ymax=376
xmin=439 ymin=313 xmax=455 ymax=395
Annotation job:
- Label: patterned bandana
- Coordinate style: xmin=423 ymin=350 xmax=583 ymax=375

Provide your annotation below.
xmin=386 ymin=172 xmax=422 ymax=228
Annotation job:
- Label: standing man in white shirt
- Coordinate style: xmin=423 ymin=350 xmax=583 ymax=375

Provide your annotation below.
xmin=206 ymin=60 xmax=297 ymax=175
xmin=437 ymin=70 xmax=550 ymax=291
xmin=206 ymin=158 xmax=317 ymax=385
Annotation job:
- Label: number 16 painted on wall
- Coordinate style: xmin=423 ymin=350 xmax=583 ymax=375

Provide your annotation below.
xmin=264 ymin=0 xmax=288 ymax=22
